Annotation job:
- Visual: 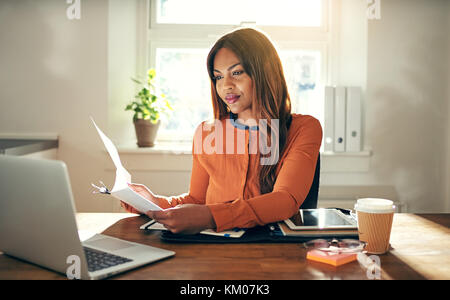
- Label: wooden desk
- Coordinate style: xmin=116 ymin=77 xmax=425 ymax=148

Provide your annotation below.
xmin=0 ymin=213 xmax=449 ymax=280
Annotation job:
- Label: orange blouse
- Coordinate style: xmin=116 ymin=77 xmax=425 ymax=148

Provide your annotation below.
xmin=162 ymin=114 xmax=322 ymax=232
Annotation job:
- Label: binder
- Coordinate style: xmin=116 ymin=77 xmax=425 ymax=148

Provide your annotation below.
xmin=334 ymin=87 xmax=346 ymax=152
xmin=324 ymin=86 xmax=335 ymax=152
xmin=345 ymin=87 xmax=362 ymax=152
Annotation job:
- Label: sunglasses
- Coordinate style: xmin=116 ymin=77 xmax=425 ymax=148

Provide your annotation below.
xmin=304 ymin=238 xmax=366 ymax=253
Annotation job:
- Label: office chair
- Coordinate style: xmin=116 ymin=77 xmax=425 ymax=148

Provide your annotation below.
xmin=299 ymin=154 xmax=321 ymax=209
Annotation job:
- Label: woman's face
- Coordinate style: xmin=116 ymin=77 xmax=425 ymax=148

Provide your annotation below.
xmin=213 ymin=48 xmax=254 ymax=121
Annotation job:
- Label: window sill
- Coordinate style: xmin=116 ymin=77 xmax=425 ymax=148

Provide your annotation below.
xmin=117 ymin=142 xmax=372 ymax=156
xmin=112 ymin=141 xmax=192 ymax=172
xmin=321 ymin=150 xmax=372 ymax=157
xmin=321 ymin=149 xmax=372 ymax=173
xmin=116 ymin=141 xmax=192 ymax=155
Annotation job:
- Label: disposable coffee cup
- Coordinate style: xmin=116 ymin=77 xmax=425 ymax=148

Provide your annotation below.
xmin=354 ymin=198 xmax=395 ymax=254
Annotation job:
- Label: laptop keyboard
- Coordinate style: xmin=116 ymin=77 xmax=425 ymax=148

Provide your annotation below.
xmin=83 ymin=247 xmax=133 ymax=272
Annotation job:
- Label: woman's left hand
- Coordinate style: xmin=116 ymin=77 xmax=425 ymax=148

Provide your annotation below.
xmin=146 ymin=204 xmax=216 ymax=235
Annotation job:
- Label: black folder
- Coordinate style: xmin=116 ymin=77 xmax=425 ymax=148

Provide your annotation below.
xmin=159 ymin=223 xmax=358 ymax=244
xmin=151 ymin=208 xmax=358 ymax=243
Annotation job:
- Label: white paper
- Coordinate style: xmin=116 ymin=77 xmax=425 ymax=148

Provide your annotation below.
xmin=139 ymin=221 xmax=246 ymax=238
xmin=91 ymin=117 xmax=162 ymax=212
xmin=91 ymin=117 xmax=131 ymax=182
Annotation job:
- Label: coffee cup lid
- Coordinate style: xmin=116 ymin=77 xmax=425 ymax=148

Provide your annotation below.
xmin=354 ymin=198 xmax=395 ymax=213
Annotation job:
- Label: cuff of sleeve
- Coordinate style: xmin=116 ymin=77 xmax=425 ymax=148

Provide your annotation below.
xmin=152 ymin=195 xmax=172 ymax=209
xmin=167 ymin=193 xmax=203 ymax=207
xmin=207 ymin=202 xmax=234 ymax=232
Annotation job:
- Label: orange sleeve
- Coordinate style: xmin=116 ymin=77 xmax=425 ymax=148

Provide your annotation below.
xmin=155 ymin=123 xmax=210 ymax=208
xmin=207 ymin=116 xmax=323 ymax=232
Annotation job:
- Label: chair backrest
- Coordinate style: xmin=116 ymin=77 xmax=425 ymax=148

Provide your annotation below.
xmin=300 ymin=154 xmax=321 ymax=209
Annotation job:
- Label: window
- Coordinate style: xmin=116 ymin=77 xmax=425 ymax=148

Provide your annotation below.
xmin=156 ymin=47 xmax=212 ymax=139
xmin=147 ymin=0 xmax=330 ymax=146
xmin=156 ymin=0 xmax=322 ymax=27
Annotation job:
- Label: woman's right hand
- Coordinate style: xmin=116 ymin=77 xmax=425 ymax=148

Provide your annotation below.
xmin=120 ymin=201 xmax=141 ymax=214
xmin=128 ymin=183 xmax=155 ymax=201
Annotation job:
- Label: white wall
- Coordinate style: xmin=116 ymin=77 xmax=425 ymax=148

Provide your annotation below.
xmin=364 ymin=0 xmax=449 ymax=212
xmin=305 ymin=0 xmax=450 ymax=213
xmin=332 ymin=0 xmax=368 ymax=146
xmin=106 ymin=0 xmax=147 ymax=212
xmin=335 ymin=0 xmax=367 ymax=89
xmin=108 ymin=0 xmax=139 ymax=145
xmin=321 ymin=0 xmax=450 ymax=212
xmin=0 ymin=0 xmax=111 ymax=211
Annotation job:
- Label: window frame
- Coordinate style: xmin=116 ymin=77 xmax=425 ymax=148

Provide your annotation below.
xmin=150 ymin=41 xmax=214 ymax=142
xmin=144 ymin=0 xmax=334 ymax=142
xmin=148 ymin=0 xmax=330 ymax=35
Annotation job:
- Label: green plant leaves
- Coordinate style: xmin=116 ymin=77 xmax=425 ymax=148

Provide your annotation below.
xmin=148 ymin=69 xmax=156 ymax=79
xmin=125 ymin=68 xmax=173 ymax=122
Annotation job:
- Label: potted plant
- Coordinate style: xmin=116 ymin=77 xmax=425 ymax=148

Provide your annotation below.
xmin=125 ymin=69 xmax=173 ymax=147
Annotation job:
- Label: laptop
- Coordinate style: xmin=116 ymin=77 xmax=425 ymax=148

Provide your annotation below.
xmin=0 ymin=155 xmax=175 ymax=280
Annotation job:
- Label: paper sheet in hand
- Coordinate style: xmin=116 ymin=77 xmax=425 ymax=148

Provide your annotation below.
xmin=140 ymin=221 xmax=246 ymax=238
xmin=91 ymin=117 xmax=162 ymax=212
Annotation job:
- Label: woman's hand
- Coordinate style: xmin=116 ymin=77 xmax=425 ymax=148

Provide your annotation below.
xmin=146 ymin=204 xmax=216 ymax=235
xmin=120 ymin=183 xmax=169 ymax=214
xmin=120 ymin=201 xmax=141 ymax=214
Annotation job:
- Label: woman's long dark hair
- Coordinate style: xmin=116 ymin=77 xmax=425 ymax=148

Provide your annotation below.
xmin=206 ymin=28 xmax=292 ymax=194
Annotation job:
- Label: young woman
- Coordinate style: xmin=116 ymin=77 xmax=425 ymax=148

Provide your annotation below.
xmin=122 ymin=28 xmax=322 ymax=234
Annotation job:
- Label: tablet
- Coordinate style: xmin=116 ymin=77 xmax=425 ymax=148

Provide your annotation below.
xmin=284 ymin=209 xmax=357 ymax=230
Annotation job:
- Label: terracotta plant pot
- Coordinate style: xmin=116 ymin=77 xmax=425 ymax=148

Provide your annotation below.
xmin=134 ymin=119 xmax=160 ymax=147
